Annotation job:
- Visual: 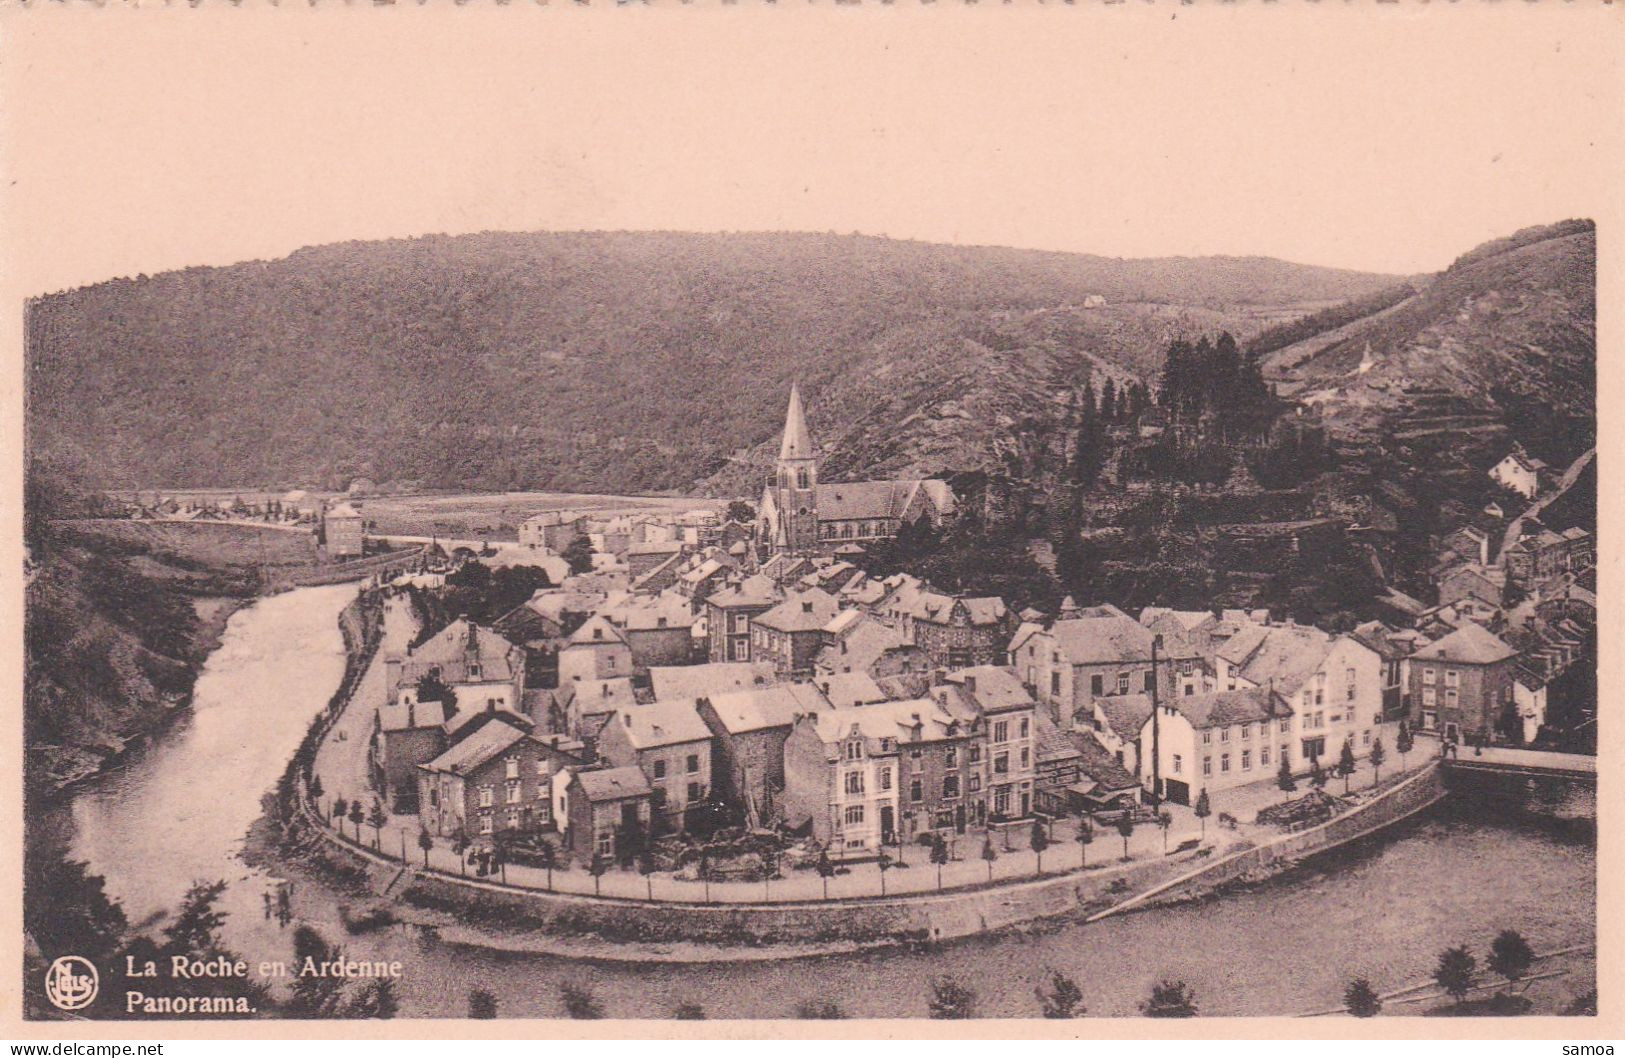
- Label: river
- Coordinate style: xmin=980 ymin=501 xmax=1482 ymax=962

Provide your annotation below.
xmin=49 ymin=584 xmax=1596 ymax=1020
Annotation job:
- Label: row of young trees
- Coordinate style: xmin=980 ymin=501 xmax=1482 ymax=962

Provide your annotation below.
xmin=1344 ymin=929 xmax=1543 ymax=1017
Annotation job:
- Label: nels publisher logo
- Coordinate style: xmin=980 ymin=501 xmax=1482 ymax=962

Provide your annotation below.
xmin=44 ymin=956 xmax=99 ymax=1012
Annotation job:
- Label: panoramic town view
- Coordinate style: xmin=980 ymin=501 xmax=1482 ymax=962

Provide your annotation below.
xmin=22 ymin=218 xmax=1598 ymax=1022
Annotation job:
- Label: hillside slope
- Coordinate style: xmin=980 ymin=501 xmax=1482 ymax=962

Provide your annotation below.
xmin=26 ymin=231 xmax=1400 ymax=495
xmin=1261 ymin=219 xmax=1595 ymax=467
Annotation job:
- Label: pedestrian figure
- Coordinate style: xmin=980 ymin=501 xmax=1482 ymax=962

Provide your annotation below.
xmin=262 ymin=891 xmax=273 ymax=920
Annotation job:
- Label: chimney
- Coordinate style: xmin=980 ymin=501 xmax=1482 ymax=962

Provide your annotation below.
xmin=407 ymin=701 xmax=415 ymax=727
xmin=965 ymin=675 xmax=977 ymax=695
xmin=602 ymin=683 xmax=612 ymax=698
xmin=802 ymin=601 xmax=814 ymax=614
xmin=623 ymin=712 xmax=633 ymax=727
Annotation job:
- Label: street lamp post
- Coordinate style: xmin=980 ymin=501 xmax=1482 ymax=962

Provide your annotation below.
xmin=1149 ymin=633 xmax=1163 ymax=807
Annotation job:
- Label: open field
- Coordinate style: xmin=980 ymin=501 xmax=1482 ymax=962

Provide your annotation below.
xmin=356 ymin=491 xmax=722 ymax=541
xmin=63 ymin=519 xmax=319 ymax=570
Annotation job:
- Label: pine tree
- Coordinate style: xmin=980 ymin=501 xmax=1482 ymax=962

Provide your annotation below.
xmin=1344 ymin=979 xmax=1382 ymax=1018
xmin=1277 ymin=756 xmax=1297 ymax=792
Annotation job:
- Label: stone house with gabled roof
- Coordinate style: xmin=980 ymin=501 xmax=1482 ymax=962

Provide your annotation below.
xmin=594 ymin=699 xmax=715 ymax=831
xmin=562 ymin=767 xmax=653 ymax=858
xmin=416 ymin=720 xmax=586 ymax=840
xmin=696 ymin=682 xmax=832 ymax=823
xmin=557 ymin=613 xmax=631 ymax=685
xmin=1012 ymin=613 xmax=1204 ymax=728
xmin=705 ymin=573 xmax=783 ymax=663
xmin=1407 ymin=621 xmax=1519 ymax=742
xmin=895 ymin=590 xmax=1013 ymax=670
xmin=814 ymin=610 xmax=928 ymax=680
xmin=752 ymin=587 xmax=843 ymax=677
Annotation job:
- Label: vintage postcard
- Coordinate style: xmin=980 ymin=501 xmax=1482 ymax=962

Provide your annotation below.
xmin=3 ymin=1 xmax=1619 ymax=1039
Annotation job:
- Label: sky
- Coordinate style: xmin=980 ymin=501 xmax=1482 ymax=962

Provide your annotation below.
xmin=3 ymin=4 xmax=1621 ymax=295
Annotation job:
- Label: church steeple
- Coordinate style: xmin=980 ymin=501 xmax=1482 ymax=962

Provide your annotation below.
xmin=772 ymin=383 xmax=820 ymax=555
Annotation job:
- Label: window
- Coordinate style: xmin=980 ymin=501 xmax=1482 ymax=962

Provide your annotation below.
xmin=946 ymin=747 xmax=958 ymax=768
xmin=1279 ymin=718 xmax=1291 ymax=734
xmin=1423 ymin=668 xmax=1436 ymax=686
xmin=1202 ymin=757 xmax=1213 ymax=777
xmin=506 ymin=781 xmax=521 ymax=804
xmin=968 ymin=744 xmax=981 ymax=764
xmin=1241 ymin=724 xmax=1251 ymax=740
xmin=596 ymin=831 xmax=613 ymax=856
xmin=968 ymin=773 xmax=982 ymax=793
xmin=1019 ymin=718 xmax=1030 ymax=739
xmin=1445 ymin=689 xmax=1458 ymax=708
xmin=1172 ymin=754 xmax=1183 ymax=775
xmin=1444 ymin=670 xmax=1459 ymax=688
xmin=1052 ymin=672 xmax=1062 ymax=696
xmin=845 ymin=771 xmax=864 ymax=795
xmin=1142 ymin=670 xmax=1155 ymax=693
xmin=505 ymin=758 xmax=519 ymax=780
xmin=879 ymin=767 xmax=892 ymax=791
xmin=1117 ymin=672 xmax=1131 ymax=695
xmin=688 ymin=782 xmax=703 ymax=802
xmin=478 ymin=785 xmax=494 ymax=808
xmin=535 ymin=759 xmax=550 ymax=778
xmin=845 ymin=741 xmax=862 ymax=761
xmin=479 ymin=814 xmax=493 ymax=835
xmin=606 ymin=656 xmax=616 ymax=672
xmin=1362 ymin=729 xmax=1372 ymax=746
xmin=1280 ymin=743 xmax=1289 ymax=765
xmin=1091 ymin=674 xmax=1104 ymax=696
xmin=469 ymin=664 xmax=481 ymax=679
xmin=1220 ymin=727 xmax=1231 ymax=742
xmin=1422 ymin=686 xmax=1437 ymax=706
xmin=653 ymin=760 xmax=667 ymax=780
xmin=910 ymin=779 xmax=923 ymax=803
xmin=993 ymin=721 xmax=1009 ymax=743
xmin=1241 ymin=750 xmax=1251 ymax=771
xmin=943 ymin=776 xmax=960 ymax=799
xmin=1261 ymin=745 xmax=1271 ymax=766
xmin=880 ymin=738 xmax=895 ymax=753
xmin=993 ymin=752 xmax=1010 ymax=775
xmin=1202 ymin=730 xmax=1213 ymax=745
xmin=1422 ymin=710 xmax=1438 ymax=730
xmin=1019 ymin=747 xmax=1030 ymax=769
xmin=994 ymin=787 xmax=1011 ymax=815
xmin=687 ymin=754 xmax=700 ymax=774
xmin=844 ymin=804 xmax=865 ymax=826
xmin=1221 ymin=753 xmax=1231 ymax=773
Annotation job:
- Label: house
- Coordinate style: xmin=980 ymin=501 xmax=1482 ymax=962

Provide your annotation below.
xmin=1489 ymin=448 xmax=1549 ymax=499
xmin=387 ymin=618 xmax=528 ymax=716
xmin=1012 ymin=613 xmax=1204 ymax=728
xmin=758 ymin=385 xmax=955 ymax=556
xmin=373 ymin=696 xmax=456 ymax=810
xmin=813 ymin=610 xmax=928 ymax=680
xmin=1408 ymin=622 xmax=1519 ymax=742
xmin=552 ymin=676 xmax=638 ymax=743
xmin=1140 ymin=687 xmax=1290 ymax=805
xmin=1032 ymin=711 xmax=1086 ymax=815
xmin=704 ymin=574 xmax=783 ymax=664
xmin=1139 ymin=608 xmax=1220 ymax=657
xmin=1213 ymin=622 xmax=1385 ymax=771
xmin=557 ymin=614 xmax=632 ymax=686
xmin=323 ymin=501 xmax=365 ymax=558
xmin=598 ymin=592 xmax=699 ymax=674
xmin=696 ymin=683 xmax=831 ymax=822
xmin=752 ymin=588 xmax=843 ymax=677
xmin=1348 ymin=620 xmax=1424 ymax=722
xmin=1063 ymin=730 xmax=1144 ymax=815
xmin=594 ymin=699 xmax=715 ymax=832
xmin=648 ymin=660 xmax=779 ymax=701
xmin=936 ymin=666 xmax=1039 ymax=819
xmin=561 ymin=767 xmax=654 ymax=858
xmin=781 ymin=698 xmax=978 ymax=852
xmin=631 ymin=552 xmax=686 ymax=594
xmin=519 ymin=510 xmax=587 ymax=551
xmin=1438 ymin=563 xmax=1507 ymax=610
xmin=626 ymin=539 xmax=686 ymax=581
xmin=1439 ymin=524 xmax=1493 ymax=569
xmin=1087 ymin=692 xmax=1154 ymax=777
xmin=677 ymin=557 xmax=732 ymax=603
xmin=416 ymin=721 xmax=585 ymax=839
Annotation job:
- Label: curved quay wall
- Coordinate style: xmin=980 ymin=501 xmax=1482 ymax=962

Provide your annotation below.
xmin=301 ymin=759 xmax=1449 ymax=949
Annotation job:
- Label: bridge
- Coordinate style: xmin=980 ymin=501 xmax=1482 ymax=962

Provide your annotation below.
xmin=1442 ymin=745 xmax=1596 ymax=784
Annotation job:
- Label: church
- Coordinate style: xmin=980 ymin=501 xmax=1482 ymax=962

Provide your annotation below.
xmin=758 ymin=384 xmax=957 ymax=556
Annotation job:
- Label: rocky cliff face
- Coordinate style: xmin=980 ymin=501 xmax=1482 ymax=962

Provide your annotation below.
xmin=1263 ymin=220 xmax=1595 ymax=468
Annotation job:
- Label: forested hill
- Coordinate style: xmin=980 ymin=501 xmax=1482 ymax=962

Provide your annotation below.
xmin=26 ymin=231 xmax=1402 ymax=495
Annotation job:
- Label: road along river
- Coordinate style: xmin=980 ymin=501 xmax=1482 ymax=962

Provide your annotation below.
xmin=46 ymin=584 xmax=1596 ymax=1019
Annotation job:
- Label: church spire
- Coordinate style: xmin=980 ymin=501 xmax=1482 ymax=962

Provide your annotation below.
xmin=779 ymin=383 xmax=814 ymax=462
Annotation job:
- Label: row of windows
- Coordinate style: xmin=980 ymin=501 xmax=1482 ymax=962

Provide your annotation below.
xmin=1420 ymin=668 xmax=1461 ymax=687
xmin=650 ymin=755 xmax=702 ymax=780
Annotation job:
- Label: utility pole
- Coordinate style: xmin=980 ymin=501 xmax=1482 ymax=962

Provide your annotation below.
xmin=1149 ymin=633 xmax=1163 ymax=807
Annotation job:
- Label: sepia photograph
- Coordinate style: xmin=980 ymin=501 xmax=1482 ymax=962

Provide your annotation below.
xmin=6 ymin=2 xmax=1617 ymax=1034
